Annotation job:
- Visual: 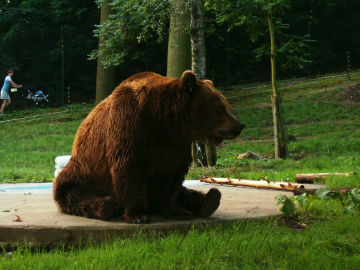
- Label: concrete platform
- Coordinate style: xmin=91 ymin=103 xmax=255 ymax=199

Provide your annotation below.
xmin=0 ymin=181 xmax=321 ymax=248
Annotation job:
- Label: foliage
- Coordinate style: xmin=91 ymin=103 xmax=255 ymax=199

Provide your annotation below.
xmin=0 ymin=0 xmax=359 ymax=100
xmin=276 ymin=188 xmax=360 ymax=221
xmin=316 ymin=188 xmax=360 ymax=214
xmin=0 ymin=0 xmax=98 ymax=104
xmin=206 ymin=0 xmax=314 ymax=75
xmin=276 ymin=193 xmax=312 ymax=218
xmin=89 ymin=0 xmax=170 ymax=68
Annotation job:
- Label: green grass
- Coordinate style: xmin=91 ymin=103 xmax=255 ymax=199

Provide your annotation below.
xmin=1 ymin=72 xmax=360 ymax=268
xmin=1 ymin=215 xmax=360 ymax=269
xmin=0 ymin=106 xmax=90 ymax=182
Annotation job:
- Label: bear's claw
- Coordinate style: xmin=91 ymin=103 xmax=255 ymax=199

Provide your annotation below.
xmin=123 ymin=214 xmax=151 ymax=224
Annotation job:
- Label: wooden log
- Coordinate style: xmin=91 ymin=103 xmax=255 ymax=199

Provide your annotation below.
xmin=200 ymin=177 xmax=304 ymax=192
xmin=295 ymin=172 xmax=356 ymax=183
xmin=293 ymin=186 xmax=360 ymax=196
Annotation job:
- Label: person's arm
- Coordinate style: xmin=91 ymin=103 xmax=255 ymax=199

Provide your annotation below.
xmin=10 ymin=80 xmax=22 ymax=88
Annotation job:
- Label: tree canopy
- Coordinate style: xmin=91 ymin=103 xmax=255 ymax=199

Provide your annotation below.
xmin=0 ymin=0 xmax=359 ymax=104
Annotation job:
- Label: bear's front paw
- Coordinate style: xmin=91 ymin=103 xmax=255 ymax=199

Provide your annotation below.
xmin=123 ymin=213 xmax=151 ymax=224
xmin=198 ymin=188 xmax=221 ymax=218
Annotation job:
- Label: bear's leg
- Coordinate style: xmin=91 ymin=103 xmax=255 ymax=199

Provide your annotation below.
xmin=178 ymin=187 xmax=221 ymax=218
xmin=161 ymin=187 xmax=195 ymax=220
xmin=66 ymin=189 xmax=118 ymax=220
xmin=149 ymin=181 xmax=195 ymax=220
xmin=54 ymin=184 xmax=118 ymax=220
xmin=111 ymin=168 xmax=150 ymax=224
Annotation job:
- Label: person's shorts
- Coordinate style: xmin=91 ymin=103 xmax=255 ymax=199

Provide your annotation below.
xmin=0 ymin=90 xmax=10 ymax=100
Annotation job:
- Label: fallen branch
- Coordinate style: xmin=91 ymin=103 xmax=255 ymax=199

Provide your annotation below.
xmin=200 ymin=177 xmax=304 ymax=192
xmin=295 ymin=172 xmax=356 ymax=183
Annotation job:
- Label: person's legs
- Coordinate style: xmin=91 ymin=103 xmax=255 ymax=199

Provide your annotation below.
xmin=0 ymin=99 xmax=10 ymax=113
xmin=0 ymin=88 xmax=11 ymax=113
xmin=0 ymin=99 xmax=6 ymax=113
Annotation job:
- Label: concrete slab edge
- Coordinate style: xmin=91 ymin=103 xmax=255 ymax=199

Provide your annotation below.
xmin=0 ymin=214 xmax=281 ymax=249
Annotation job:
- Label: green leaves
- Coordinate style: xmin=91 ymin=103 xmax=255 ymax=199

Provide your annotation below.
xmin=276 ymin=194 xmax=296 ymax=217
xmin=276 ymin=188 xmax=360 ymax=220
xmin=276 ymin=193 xmax=312 ymax=218
xmin=93 ymin=0 xmax=171 ymax=67
xmin=206 ymin=0 xmax=312 ymax=74
xmin=277 ymin=35 xmax=314 ymax=74
xmin=350 ymin=189 xmax=360 ymax=207
xmin=316 ymin=188 xmax=332 ymax=200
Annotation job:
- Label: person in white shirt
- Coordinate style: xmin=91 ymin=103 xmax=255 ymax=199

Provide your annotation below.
xmin=0 ymin=70 xmax=22 ymax=113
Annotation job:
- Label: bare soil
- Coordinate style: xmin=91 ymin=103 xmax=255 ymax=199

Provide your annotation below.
xmin=337 ymin=84 xmax=360 ymax=104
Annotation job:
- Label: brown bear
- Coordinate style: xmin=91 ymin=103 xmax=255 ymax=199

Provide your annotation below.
xmin=53 ymin=71 xmax=244 ymax=223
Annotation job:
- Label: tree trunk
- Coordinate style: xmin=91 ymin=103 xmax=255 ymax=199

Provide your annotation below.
xmin=190 ymin=0 xmax=216 ymax=166
xmin=268 ymin=4 xmax=288 ymax=159
xmin=95 ymin=0 xmax=116 ymax=104
xmin=167 ymin=0 xmax=191 ymax=78
xmin=190 ymin=0 xmax=206 ymax=79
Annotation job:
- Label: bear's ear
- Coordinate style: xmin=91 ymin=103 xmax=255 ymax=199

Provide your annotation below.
xmin=181 ymin=70 xmax=197 ymax=92
xmin=204 ymin=80 xmax=213 ymax=85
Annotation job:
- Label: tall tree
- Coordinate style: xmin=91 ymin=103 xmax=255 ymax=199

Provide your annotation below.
xmin=95 ymin=0 xmax=117 ymax=103
xmin=267 ymin=2 xmax=287 ymax=159
xmin=207 ymin=0 xmax=293 ymax=159
xmin=190 ymin=0 xmax=216 ymax=166
xmin=167 ymin=0 xmax=191 ymax=78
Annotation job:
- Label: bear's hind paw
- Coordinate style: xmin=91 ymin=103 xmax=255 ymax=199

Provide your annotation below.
xmin=198 ymin=188 xmax=221 ymax=218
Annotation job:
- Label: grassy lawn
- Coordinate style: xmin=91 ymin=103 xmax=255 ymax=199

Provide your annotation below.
xmin=1 ymin=72 xmax=360 ymax=269
xmin=1 ymin=215 xmax=360 ymax=269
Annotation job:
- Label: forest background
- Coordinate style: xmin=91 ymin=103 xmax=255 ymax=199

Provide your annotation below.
xmin=0 ymin=0 xmax=359 ymax=105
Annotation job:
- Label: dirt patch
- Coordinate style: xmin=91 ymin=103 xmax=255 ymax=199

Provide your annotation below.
xmin=337 ymin=84 xmax=360 ymax=104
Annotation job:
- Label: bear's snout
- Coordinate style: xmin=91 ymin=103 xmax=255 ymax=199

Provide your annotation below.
xmin=226 ymin=120 xmax=245 ymax=139
xmin=232 ymin=122 xmax=245 ymax=136
xmin=216 ymin=113 xmax=245 ymax=141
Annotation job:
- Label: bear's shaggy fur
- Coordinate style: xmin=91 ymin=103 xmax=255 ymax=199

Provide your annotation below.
xmin=53 ymin=71 xmax=244 ymax=223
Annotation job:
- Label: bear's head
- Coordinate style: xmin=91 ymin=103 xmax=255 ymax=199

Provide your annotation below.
xmin=180 ymin=70 xmax=245 ymax=144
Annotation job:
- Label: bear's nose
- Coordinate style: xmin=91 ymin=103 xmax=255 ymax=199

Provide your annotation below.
xmin=233 ymin=122 xmax=245 ymax=136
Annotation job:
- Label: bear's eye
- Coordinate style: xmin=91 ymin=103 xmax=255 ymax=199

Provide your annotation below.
xmin=216 ymin=106 xmax=226 ymax=114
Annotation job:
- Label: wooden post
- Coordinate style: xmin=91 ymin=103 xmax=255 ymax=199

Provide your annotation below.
xmin=205 ymin=143 xmax=217 ymax=166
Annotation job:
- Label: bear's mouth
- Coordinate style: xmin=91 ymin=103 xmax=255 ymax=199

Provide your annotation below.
xmin=216 ymin=123 xmax=245 ymax=141
xmin=209 ymin=133 xmax=236 ymax=145
xmin=217 ymin=130 xmax=242 ymax=141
